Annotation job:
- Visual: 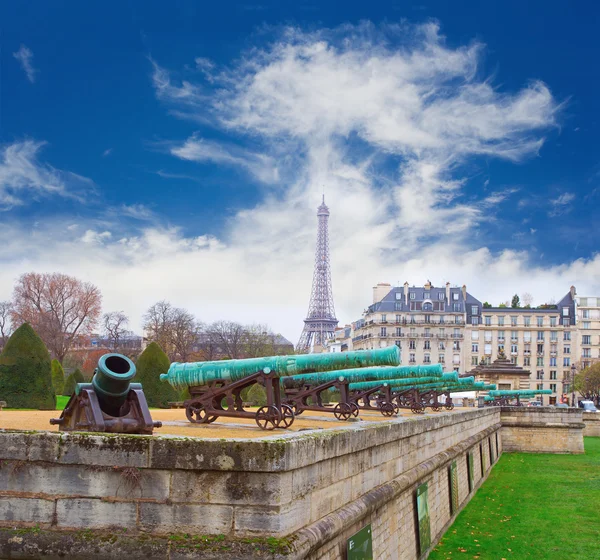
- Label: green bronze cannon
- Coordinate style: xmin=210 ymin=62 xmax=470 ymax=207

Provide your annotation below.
xmin=485 ymin=388 xmax=552 ymax=406
xmin=160 ymin=346 xmax=400 ymax=429
xmin=50 ymin=354 xmax=162 ymax=435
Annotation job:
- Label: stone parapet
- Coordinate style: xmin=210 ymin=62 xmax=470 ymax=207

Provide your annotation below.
xmin=500 ymin=406 xmax=585 ymax=453
xmin=582 ymin=413 xmax=600 ymax=437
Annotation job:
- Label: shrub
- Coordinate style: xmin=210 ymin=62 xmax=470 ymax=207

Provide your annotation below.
xmin=0 ymin=323 xmax=55 ymax=409
xmin=63 ymin=368 xmax=85 ymax=396
xmin=246 ymin=383 xmax=267 ymax=407
xmin=51 ymin=359 xmax=65 ymax=396
xmin=134 ymin=342 xmax=178 ymax=408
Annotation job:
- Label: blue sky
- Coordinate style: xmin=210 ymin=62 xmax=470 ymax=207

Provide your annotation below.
xmin=1 ymin=0 xmax=599 ymax=341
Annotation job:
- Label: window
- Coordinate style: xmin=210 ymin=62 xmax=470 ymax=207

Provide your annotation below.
xmin=381 ymin=314 xmax=387 ymax=322
xmin=550 ymin=357 xmax=557 ymax=366
xmin=498 ymin=316 xmax=505 ymax=326
xmin=471 ymin=331 xmax=479 ymax=340
xmin=511 ymin=356 xmax=517 ymax=364
xmin=423 ymin=303 xmax=432 ymax=311
xmin=537 ymin=343 xmax=544 ymax=354
xmin=550 ymin=384 xmax=557 ymax=393
xmin=438 ymin=292 xmax=445 ymax=300
xmin=380 ymin=327 xmax=387 ymax=336
xmin=537 ymin=316 xmax=544 ymax=327
xmin=563 ymin=318 xmax=571 ymax=326
xmin=524 ymin=317 xmax=531 ymax=327
xmin=524 ymin=357 xmax=531 ymax=366
xmin=471 ymin=305 xmax=478 ymax=315
xmin=396 ymin=327 xmax=402 ymax=336
xmin=472 ymin=343 xmax=479 ymax=353
xmin=410 ymin=292 xmax=416 ymax=300
xmin=453 ymin=354 xmax=460 ymax=364
xmin=424 ymin=314 xmax=432 ymax=323
xmin=563 ymin=357 xmax=571 ymax=367
xmin=424 ymin=340 xmax=431 ymax=350
xmin=485 ymin=316 xmax=492 ymax=326
xmin=564 ymin=345 xmax=570 ymax=354
xmin=395 ymin=340 xmax=401 ymax=348
xmin=550 ymin=332 xmax=558 ymax=341
xmin=584 ymin=322 xmax=591 ymax=330
xmin=484 ymin=343 xmax=492 ymax=355
xmin=439 ymin=328 xmax=445 ymax=336
xmin=409 ymin=353 xmax=416 ymax=363
xmin=537 ymin=383 xmax=543 ymax=391
xmin=471 ymin=356 xmax=478 ymax=365
xmin=511 ymin=331 xmax=518 ymax=341
xmin=395 ymin=302 xmax=402 ymax=311
xmin=472 ymin=317 xmax=479 ymax=325
xmin=453 ymin=293 xmax=459 ymax=301
xmin=537 ymin=331 xmax=544 ymax=341
xmin=498 ymin=344 xmax=505 ymax=352
xmin=453 ymin=341 xmax=460 ymax=350
xmin=409 ymin=340 xmax=416 ymax=350
xmin=424 ymin=292 xmax=430 ymax=299
xmin=511 ymin=344 xmax=518 ymax=354
xmin=439 ymin=341 xmax=445 ymax=350
xmin=424 ymin=353 xmax=431 ymax=363
xmin=453 ymin=328 xmax=461 ymax=337
xmin=564 ymin=331 xmax=571 ymax=341
xmin=537 ymin=357 xmax=544 ymax=366
xmin=395 ymin=292 xmax=403 ymax=300
xmin=562 ymin=307 xmax=569 ymax=316
xmin=511 ymin=316 xmax=518 ymax=326
xmin=583 ymin=309 xmax=590 ymax=319
xmin=537 ymin=370 xmax=544 ymax=380
xmin=439 ymin=354 xmax=445 ymax=364
xmin=550 ymin=371 xmax=557 ymax=380
xmin=550 ymin=317 xmax=557 ymax=327
xmin=583 ymin=335 xmax=592 ymax=345
xmin=453 ymin=303 xmax=461 ymax=312
xmin=455 ymin=315 xmax=462 ymax=323
xmin=583 ymin=349 xmax=592 ymax=358
xmin=524 ymin=332 xmax=532 ymax=342
xmin=410 ymin=327 xmax=416 ymax=336
xmin=498 ymin=330 xmax=505 ymax=341
xmin=484 ymin=330 xmax=492 ymax=342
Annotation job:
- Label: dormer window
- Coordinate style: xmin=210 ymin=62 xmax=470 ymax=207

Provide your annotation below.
xmin=452 ymin=293 xmax=459 ymax=301
xmin=424 ymin=292 xmax=430 ymax=299
xmin=438 ymin=293 xmax=445 ymax=300
xmin=410 ymin=292 xmax=416 ymax=300
xmin=395 ymin=292 xmax=402 ymax=300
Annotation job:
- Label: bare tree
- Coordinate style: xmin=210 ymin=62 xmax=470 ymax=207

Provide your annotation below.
xmin=103 ymin=311 xmax=130 ymax=351
xmin=207 ymin=321 xmax=246 ymax=359
xmin=11 ymin=272 xmax=102 ymax=361
xmin=142 ymin=301 xmax=199 ymax=361
xmin=0 ymin=301 xmax=13 ymax=348
xmin=521 ymin=292 xmax=534 ymax=307
xmin=243 ymin=324 xmax=277 ymax=358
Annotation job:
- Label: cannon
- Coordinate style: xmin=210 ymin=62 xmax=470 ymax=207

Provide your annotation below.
xmin=50 ymin=354 xmax=162 ymax=435
xmin=159 ymin=346 xmax=400 ymax=430
xmin=485 ymin=389 xmax=552 ymax=406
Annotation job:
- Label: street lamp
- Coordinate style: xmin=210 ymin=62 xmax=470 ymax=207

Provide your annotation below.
xmin=570 ymin=363 xmax=577 ymax=408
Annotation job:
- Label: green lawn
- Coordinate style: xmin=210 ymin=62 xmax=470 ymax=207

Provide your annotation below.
xmin=430 ymin=437 xmax=600 ymax=560
xmin=56 ymin=395 xmax=69 ymax=409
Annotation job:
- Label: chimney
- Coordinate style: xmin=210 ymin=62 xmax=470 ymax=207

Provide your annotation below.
xmin=462 ymin=284 xmax=467 ymax=301
xmin=424 ymin=279 xmax=432 ymax=290
xmin=372 ymin=283 xmax=391 ymax=304
xmin=446 ymin=282 xmax=451 ymax=304
xmin=570 ymin=285 xmax=576 ymax=300
xmin=404 ymin=281 xmax=409 ymax=305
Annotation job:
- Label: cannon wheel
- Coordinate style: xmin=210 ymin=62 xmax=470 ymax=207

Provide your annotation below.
xmin=292 ymin=403 xmax=304 ymax=415
xmin=411 ymin=404 xmax=425 ymax=414
xmin=431 ymin=404 xmax=442 ymax=412
xmin=380 ymin=402 xmax=395 ymax=417
xmin=445 ymin=403 xmax=455 ymax=411
xmin=255 ymin=406 xmax=280 ymax=430
xmin=186 ymin=404 xmax=211 ymax=424
xmin=333 ymin=403 xmax=352 ymax=421
xmin=393 ymin=403 xmax=400 ymax=415
xmin=276 ymin=404 xmax=295 ymax=429
xmin=349 ymin=402 xmax=360 ymax=417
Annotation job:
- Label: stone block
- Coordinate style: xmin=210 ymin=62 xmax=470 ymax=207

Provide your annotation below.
xmin=56 ymin=498 xmax=137 ymax=529
xmin=139 ymin=502 xmax=233 ymax=535
xmin=0 ymin=496 xmax=54 ymax=524
xmin=58 ymin=433 xmax=150 ymax=468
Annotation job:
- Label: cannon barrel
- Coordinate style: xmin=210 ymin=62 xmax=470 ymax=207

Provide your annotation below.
xmin=160 ymin=345 xmax=400 ymax=391
xmin=86 ymin=353 xmax=137 ymax=417
xmin=488 ymin=389 xmax=552 ymax=397
xmin=348 ymin=371 xmax=459 ymax=392
xmin=280 ymin=363 xmax=443 ymax=389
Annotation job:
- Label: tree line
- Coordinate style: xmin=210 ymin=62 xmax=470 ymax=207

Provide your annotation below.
xmin=0 ymin=272 xmax=291 ymax=368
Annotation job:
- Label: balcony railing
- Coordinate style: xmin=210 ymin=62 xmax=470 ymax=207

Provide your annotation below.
xmin=451 ymin=334 xmax=464 ymax=339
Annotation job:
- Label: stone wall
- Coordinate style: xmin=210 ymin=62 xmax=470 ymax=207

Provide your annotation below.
xmin=500 ymin=406 xmax=585 ymax=453
xmin=582 ymin=413 xmax=600 ymax=437
xmin=0 ymin=405 xmax=583 ymax=560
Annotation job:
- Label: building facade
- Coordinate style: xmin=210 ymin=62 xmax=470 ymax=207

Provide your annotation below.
xmin=340 ymin=282 xmax=580 ymax=405
xmin=575 ymin=295 xmax=600 ymax=369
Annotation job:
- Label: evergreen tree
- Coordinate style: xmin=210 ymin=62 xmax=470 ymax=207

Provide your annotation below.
xmin=134 ymin=342 xmax=178 ymax=408
xmin=0 ymin=323 xmax=55 ymax=409
xmin=51 ymin=359 xmax=65 ymax=396
xmin=246 ymin=383 xmax=267 ymax=407
xmin=511 ymin=294 xmax=521 ymax=308
xmin=63 ymin=368 xmax=85 ymax=396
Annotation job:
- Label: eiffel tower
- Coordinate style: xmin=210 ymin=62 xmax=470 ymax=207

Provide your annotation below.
xmin=296 ymin=196 xmax=338 ymax=352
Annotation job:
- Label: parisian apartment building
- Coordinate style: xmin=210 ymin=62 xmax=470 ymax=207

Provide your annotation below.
xmin=328 ymin=281 xmax=597 ymax=404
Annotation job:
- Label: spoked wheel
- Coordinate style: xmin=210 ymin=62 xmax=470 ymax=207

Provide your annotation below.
xmin=431 ymin=404 xmax=442 ymax=412
xmin=255 ymin=406 xmax=280 ymax=430
xmin=411 ymin=404 xmax=425 ymax=414
xmin=186 ymin=404 xmax=211 ymax=424
xmin=333 ymin=402 xmax=352 ymax=421
xmin=393 ymin=404 xmax=400 ymax=415
xmin=276 ymin=404 xmax=295 ymax=429
xmin=291 ymin=402 xmax=304 ymax=415
xmin=349 ymin=402 xmax=360 ymax=417
xmin=445 ymin=403 xmax=455 ymax=411
xmin=380 ymin=402 xmax=396 ymax=417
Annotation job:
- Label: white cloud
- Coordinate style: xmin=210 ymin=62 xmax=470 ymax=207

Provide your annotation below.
xmin=0 ymin=140 xmax=93 ymax=209
xmin=103 ymin=148 xmax=113 ymax=157
xmin=2 ymin=22 xmax=591 ymax=345
xmin=548 ymin=192 xmax=575 ymax=216
xmin=13 ymin=45 xmax=37 ymax=83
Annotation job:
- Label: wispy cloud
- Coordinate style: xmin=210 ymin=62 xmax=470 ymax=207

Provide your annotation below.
xmin=0 ymin=140 xmax=93 ymax=210
xmin=13 ymin=45 xmax=37 ymax=83
xmin=103 ymin=148 xmax=113 ymax=157
xmin=171 ymin=136 xmax=280 ymax=184
xmin=118 ymin=204 xmax=155 ymax=221
xmin=548 ymin=192 xmax=575 ymax=216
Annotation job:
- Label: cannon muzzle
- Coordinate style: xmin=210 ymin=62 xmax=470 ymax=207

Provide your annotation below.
xmin=90 ymin=353 xmax=137 ymax=417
